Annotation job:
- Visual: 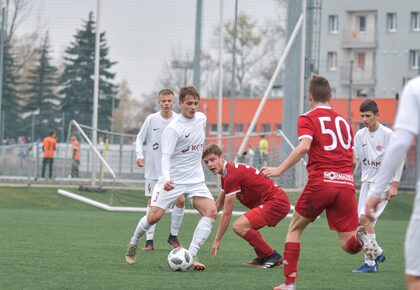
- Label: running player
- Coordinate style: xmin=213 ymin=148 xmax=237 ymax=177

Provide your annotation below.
xmin=261 ymin=75 xmax=372 ymax=290
xmin=135 ymin=89 xmax=185 ymax=251
xmin=126 ymin=86 xmax=217 ymax=271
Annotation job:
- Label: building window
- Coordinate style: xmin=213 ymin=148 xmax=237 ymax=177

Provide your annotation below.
xmin=327 ymin=52 xmax=337 ymax=70
xmin=411 ymin=12 xmax=420 ymax=31
xmin=235 ymin=123 xmax=243 ymax=135
xmin=386 ymin=13 xmax=397 ymax=32
xmin=247 ymin=124 xmax=257 ymax=133
xmin=262 ymin=124 xmax=271 ymax=133
xmin=275 ymin=124 xmax=282 ymax=131
xmin=210 ymin=124 xmax=217 ymax=134
xmin=357 ymin=52 xmax=366 ymax=70
xmin=357 ymin=15 xmax=367 ymax=32
xmin=328 ymin=15 xmax=339 ymax=33
xmin=222 ymin=123 xmax=229 ymax=135
xmin=409 ymin=50 xmax=419 ymax=69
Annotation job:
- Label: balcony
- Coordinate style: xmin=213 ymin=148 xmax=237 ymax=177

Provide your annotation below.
xmin=342 ymin=29 xmax=377 ymax=48
xmin=340 ymin=64 xmax=376 ymax=85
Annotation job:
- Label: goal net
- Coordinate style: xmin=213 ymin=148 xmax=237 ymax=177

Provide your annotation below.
xmin=58 ymin=121 xmax=307 ymax=213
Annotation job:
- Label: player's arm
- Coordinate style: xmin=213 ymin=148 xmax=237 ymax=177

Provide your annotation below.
xmin=211 ymin=194 xmax=235 ymax=257
xmin=386 ymin=158 xmax=405 ymax=200
xmin=161 ymin=127 xmax=178 ymax=191
xmin=261 ymin=137 xmax=311 ymax=177
xmin=366 ymin=129 xmax=414 ymax=220
xmin=215 ymin=190 xmax=225 ymax=213
xmin=135 ymin=117 xmax=149 ymax=167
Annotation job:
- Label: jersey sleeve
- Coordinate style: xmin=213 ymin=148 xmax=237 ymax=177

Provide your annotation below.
xmin=223 ymin=170 xmax=242 ymax=197
xmin=394 ymin=80 xmax=420 ymax=136
xmin=161 ymin=126 xmax=178 ymax=156
xmin=353 ymin=131 xmax=362 ymax=161
xmin=297 ymin=115 xmax=314 ymax=141
xmin=136 ymin=116 xmax=150 ymax=159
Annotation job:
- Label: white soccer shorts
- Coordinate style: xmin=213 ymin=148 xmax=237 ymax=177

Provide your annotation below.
xmin=405 ymin=218 xmax=420 ymax=276
xmin=145 ymin=179 xmax=158 ymax=197
xmin=358 ymin=182 xmax=388 ymax=219
xmin=150 ymin=181 xmax=214 ymax=210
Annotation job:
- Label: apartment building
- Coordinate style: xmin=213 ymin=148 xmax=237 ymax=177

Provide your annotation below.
xmin=318 ymin=0 xmax=420 ymax=98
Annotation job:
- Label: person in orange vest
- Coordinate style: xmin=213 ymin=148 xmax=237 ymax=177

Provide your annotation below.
xmin=41 ymin=131 xmax=57 ymax=179
xmin=71 ymin=135 xmax=80 ymax=178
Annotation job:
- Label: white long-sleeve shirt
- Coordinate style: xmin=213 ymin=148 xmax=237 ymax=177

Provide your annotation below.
xmin=136 ymin=111 xmax=177 ymax=179
xmin=161 ymin=112 xmax=206 ymax=184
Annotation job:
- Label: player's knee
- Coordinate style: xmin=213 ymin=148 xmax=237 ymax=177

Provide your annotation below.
xmin=175 ymin=195 xmax=185 ymax=208
xmin=147 ymin=208 xmax=164 ymax=224
xmin=203 ymin=207 xmax=218 ymax=220
xmin=232 ymin=221 xmax=246 ymax=236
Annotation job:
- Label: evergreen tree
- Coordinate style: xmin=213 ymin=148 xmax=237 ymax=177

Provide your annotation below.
xmin=21 ymin=32 xmax=60 ymax=140
xmin=60 ymin=11 xmax=117 ymax=134
xmin=2 ymin=40 xmax=23 ymax=141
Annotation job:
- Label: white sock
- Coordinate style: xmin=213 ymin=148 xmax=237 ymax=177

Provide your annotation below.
xmin=170 ymin=206 xmax=184 ymax=236
xmin=145 ymin=206 xmax=156 ymax=241
xmin=364 ymin=233 xmax=382 ymax=265
xmin=130 ymin=216 xmax=152 ymax=245
xmin=188 ymin=216 xmax=214 ymax=257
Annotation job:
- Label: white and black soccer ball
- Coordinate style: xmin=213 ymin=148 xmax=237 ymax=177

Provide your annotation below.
xmin=167 ymin=247 xmax=193 ymax=271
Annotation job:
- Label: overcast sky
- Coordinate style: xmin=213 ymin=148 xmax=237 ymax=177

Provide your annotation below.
xmin=18 ymin=0 xmax=283 ymax=100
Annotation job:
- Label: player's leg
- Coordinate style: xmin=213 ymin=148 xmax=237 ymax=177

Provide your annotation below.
xmin=188 ymin=185 xmax=217 ymax=271
xmin=405 ymin=219 xmax=420 ymax=290
xmin=168 ymin=194 xmax=185 ymax=248
xmin=144 ymin=180 xmax=157 ymax=251
xmin=234 ymin=213 xmax=282 ymax=268
xmin=125 ymin=182 xmax=176 ymax=264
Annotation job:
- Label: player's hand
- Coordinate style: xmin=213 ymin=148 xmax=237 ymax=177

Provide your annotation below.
xmin=385 ymin=184 xmax=398 ymax=200
xmin=260 ymin=166 xmax=281 ymax=177
xmin=163 ymin=181 xmax=175 ymax=191
xmin=365 ymin=195 xmax=382 ymax=222
xmin=211 ymin=239 xmax=221 ymax=257
xmin=136 ymin=158 xmax=144 ymax=167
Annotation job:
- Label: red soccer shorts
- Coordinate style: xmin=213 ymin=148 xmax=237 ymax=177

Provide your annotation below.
xmin=244 ymin=187 xmax=291 ymax=229
xmin=294 ymin=183 xmax=358 ymax=232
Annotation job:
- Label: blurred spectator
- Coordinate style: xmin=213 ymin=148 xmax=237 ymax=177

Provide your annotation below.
xmin=71 ymin=135 xmax=80 ymax=178
xmin=259 ymin=135 xmax=269 ymax=166
xmin=41 ymin=131 xmax=57 ymax=179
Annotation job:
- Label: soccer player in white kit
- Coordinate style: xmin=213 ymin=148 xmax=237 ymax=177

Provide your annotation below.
xmin=365 ymin=76 xmax=420 ymax=290
xmin=126 ymin=86 xmax=217 ymax=271
xmin=135 ymin=89 xmax=185 ymax=251
xmin=353 ymin=99 xmax=404 ymax=272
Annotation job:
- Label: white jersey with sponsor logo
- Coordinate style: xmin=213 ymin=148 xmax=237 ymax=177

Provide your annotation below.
xmin=136 ymin=111 xmax=178 ymax=179
xmin=394 ymin=77 xmax=420 ymax=220
xmin=354 ymin=123 xmax=403 ymax=183
xmin=161 ymin=111 xmax=206 ymax=184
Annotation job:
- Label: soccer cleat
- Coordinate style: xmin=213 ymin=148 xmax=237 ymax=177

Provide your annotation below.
xmin=352 ymin=262 xmax=378 ymax=273
xmin=258 ymin=251 xmax=283 ymax=269
xmin=244 ymin=257 xmax=264 ymax=267
xmin=375 ymin=251 xmax=386 ymax=264
xmin=191 ymin=258 xmax=206 ymax=271
xmin=273 ymin=283 xmax=296 ymax=290
xmin=142 ymin=240 xmax=154 ymax=251
xmin=125 ymin=244 xmax=137 ymax=265
xmin=167 ymin=234 xmax=182 ymax=249
xmin=356 ymin=226 xmax=376 ymax=260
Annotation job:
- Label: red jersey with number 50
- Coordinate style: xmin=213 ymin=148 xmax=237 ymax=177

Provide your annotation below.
xmin=221 ymin=162 xmax=278 ymax=209
xmin=298 ymin=106 xmax=354 ymax=188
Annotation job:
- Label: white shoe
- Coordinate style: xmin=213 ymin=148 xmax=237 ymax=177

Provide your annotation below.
xmin=357 ymin=226 xmax=376 ymax=260
xmin=273 ymin=283 xmax=296 ymax=290
xmin=125 ymin=244 xmax=137 ymax=265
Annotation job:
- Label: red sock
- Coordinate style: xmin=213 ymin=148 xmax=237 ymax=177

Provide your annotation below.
xmin=344 ymin=233 xmax=362 ymax=254
xmin=243 ymin=229 xmax=274 ymax=258
xmin=283 ymin=242 xmax=300 ymax=285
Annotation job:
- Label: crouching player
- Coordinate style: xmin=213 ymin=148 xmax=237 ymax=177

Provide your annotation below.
xmin=202 ymin=144 xmax=290 ymax=268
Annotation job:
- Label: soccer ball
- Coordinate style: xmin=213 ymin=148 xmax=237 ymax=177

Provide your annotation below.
xmin=167 ymin=247 xmax=193 ymax=271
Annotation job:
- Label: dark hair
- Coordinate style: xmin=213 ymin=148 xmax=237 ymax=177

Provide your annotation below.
xmin=158 ymin=89 xmax=174 ymax=98
xmin=179 ymin=86 xmax=200 ymax=102
xmin=309 ymin=75 xmax=331 ymax=102
xmin=359 ymin=99 xmax=379 ymax=114
xmin=49 ymin=131 xmax=55 ymax=136
xmin=202 ymin=144 xmax=223 ymax=159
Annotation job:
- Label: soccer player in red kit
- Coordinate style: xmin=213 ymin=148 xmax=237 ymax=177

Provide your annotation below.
xmin=202 ymin=144 xmax=291 ymax=268
xmin=261 ymin=76 xmax=372 ymax=290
